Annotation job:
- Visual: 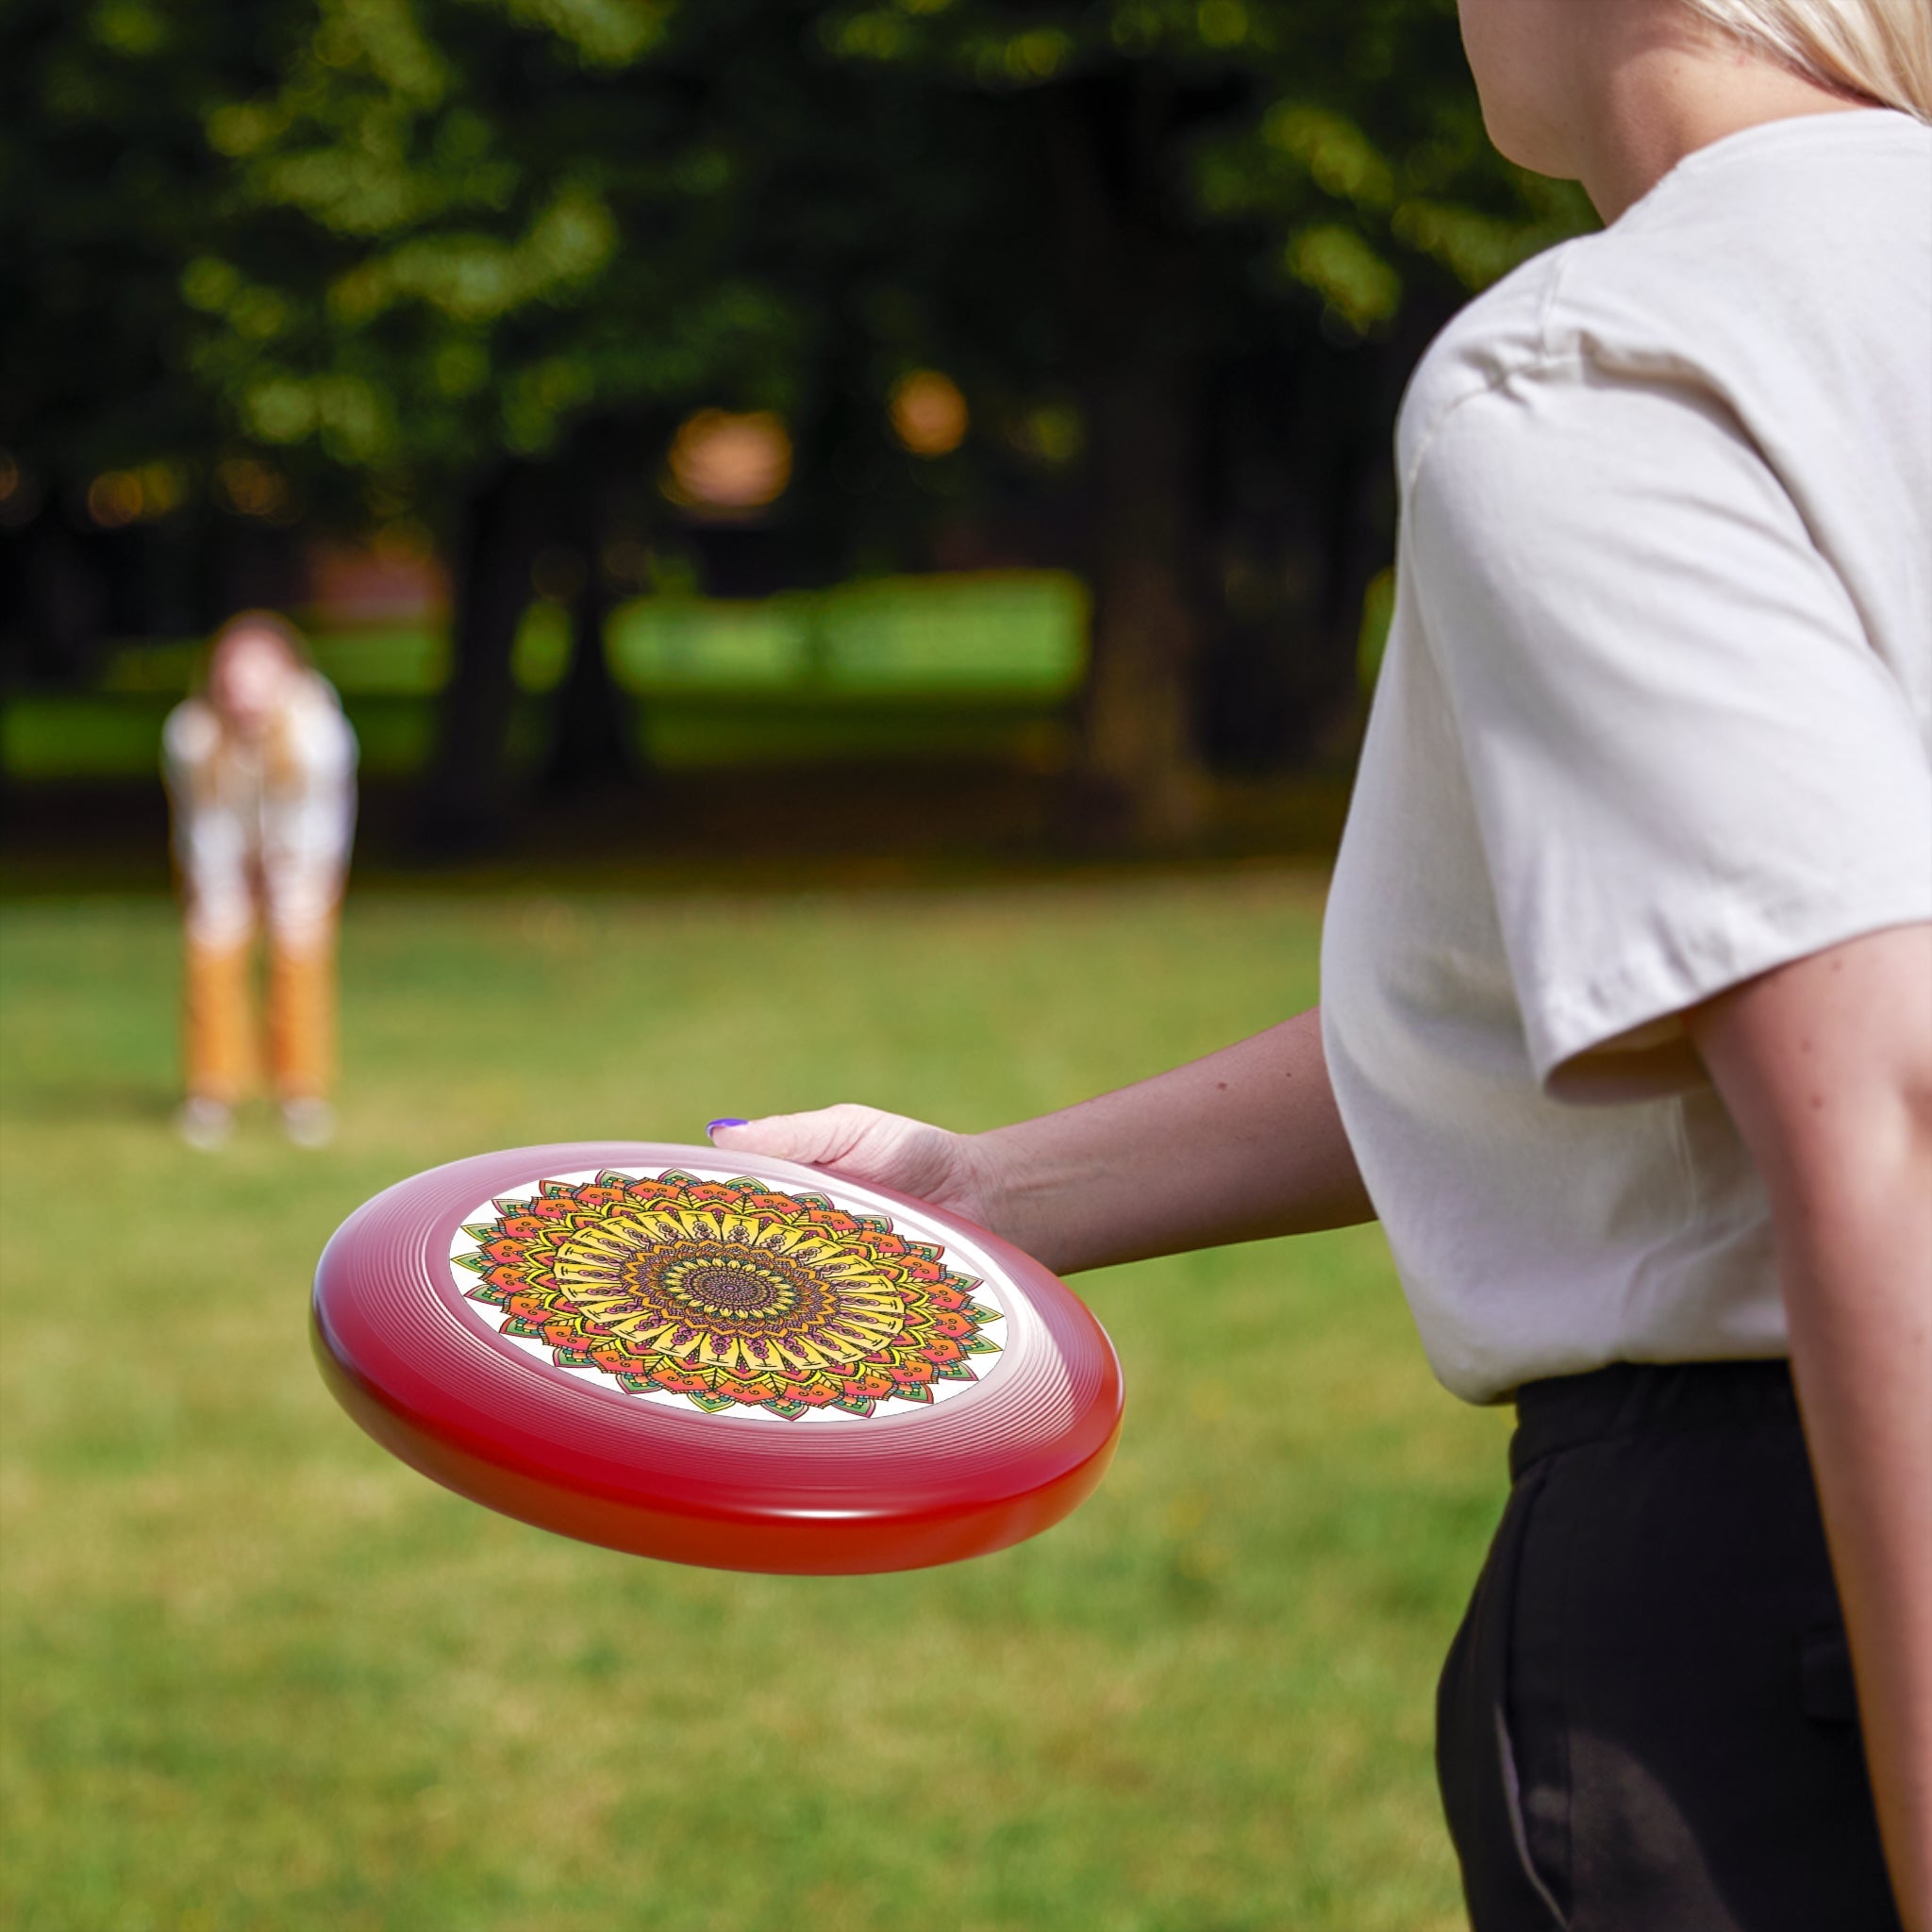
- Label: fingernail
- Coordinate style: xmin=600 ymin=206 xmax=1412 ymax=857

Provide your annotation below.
xmin=706 ymin=1118 xmax=748 ymax=1137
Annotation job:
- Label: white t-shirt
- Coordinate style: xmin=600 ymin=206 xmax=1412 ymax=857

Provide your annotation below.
xmin=164 ymin=671 xmax=358 ymax=950
xmin=1322 ymin=110 xmax=1932 ymax=1405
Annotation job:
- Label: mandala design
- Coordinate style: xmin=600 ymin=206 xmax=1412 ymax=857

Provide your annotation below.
xmin=452 ymin=1170 xmax=1003 ymax=1421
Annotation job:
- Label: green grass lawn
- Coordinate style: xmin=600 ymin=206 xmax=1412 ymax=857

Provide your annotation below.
xmin=0 ymin=874 xmax=1507 ymax=1932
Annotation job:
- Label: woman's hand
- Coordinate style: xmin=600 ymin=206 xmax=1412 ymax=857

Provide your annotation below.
xmin=709 ymin=1106 xmax=1008 ymax=1233
xmin=707 ymin=1007 xmax=1373 ymax=1277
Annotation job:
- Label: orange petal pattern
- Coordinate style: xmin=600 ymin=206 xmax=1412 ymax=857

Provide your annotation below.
xmin=454 ymin=1170 xmax=1003 ymax=1421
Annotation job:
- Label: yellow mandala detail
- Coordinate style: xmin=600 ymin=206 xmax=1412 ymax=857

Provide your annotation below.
xmin=454 ymin=1171 xmax=1002 ymax=1420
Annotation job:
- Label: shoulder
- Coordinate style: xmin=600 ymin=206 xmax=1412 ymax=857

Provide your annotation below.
xmin=1398 ymin=110 xmax=1932 ymax=491
xmin=1395 ymin=242 xmax=1580 ymax=485
xmin=283 ymin=674 xmax=358 ymax=769
xmin=1394 ymin=202 xmax=1736 ymax=488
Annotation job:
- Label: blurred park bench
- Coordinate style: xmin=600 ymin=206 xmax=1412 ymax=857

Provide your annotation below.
xmin=1 ymin=571 xmax=1088 ymax=781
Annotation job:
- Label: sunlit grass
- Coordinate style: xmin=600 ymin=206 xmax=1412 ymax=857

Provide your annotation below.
xmin=0 ymin=876 xmax=1505 ymax=1931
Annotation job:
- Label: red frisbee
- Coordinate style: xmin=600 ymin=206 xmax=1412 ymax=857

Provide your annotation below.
xmin=312 ymin=1142 xmax=1123 ymax=1574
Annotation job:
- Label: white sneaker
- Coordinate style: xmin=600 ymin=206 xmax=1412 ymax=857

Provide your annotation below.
xmin=175 ymin=1096 xmax=233 ymax=1151
xmin=280 ymin=1097 xmax=337 ymax=1149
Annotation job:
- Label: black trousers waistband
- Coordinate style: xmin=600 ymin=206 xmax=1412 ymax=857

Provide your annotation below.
xmin=1510 ymin=1358 xmax=1798 ymax=1482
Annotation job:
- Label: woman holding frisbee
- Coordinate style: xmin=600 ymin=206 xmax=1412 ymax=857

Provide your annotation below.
xmin=710 ymin=1 xmax=1931 ymax=1924
xmin=164 ymin=611 xmax=358 ymax=1150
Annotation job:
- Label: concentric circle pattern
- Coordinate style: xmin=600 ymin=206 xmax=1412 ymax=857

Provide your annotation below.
xmin=453 ymin=1170 xmax=1006 ymax=1422
xmin=312 ymin=1142 xmax=1123 ymax=1574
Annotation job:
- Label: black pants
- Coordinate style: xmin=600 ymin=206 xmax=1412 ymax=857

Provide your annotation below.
xmin=1436 ymin=1360 xmax=1900 ymax=1932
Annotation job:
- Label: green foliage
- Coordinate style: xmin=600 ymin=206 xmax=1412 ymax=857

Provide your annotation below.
xmin=0 ymin=878 xmax=1509 ymax=1929
xmin=5 ymin=0 xmax=1592 ymax=522
xmin=808 ymin=0 xmax=1591 ymax=327
xmin=1 ymin=1 xmax=272 ymax=485
xmin=169 ymin=0 xmax=812 ymax=499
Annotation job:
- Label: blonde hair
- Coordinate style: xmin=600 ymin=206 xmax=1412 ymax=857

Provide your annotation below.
xmin=1682 ymin=0 xmax=1932 ymax=120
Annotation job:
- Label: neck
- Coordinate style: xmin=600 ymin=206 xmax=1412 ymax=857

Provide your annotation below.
xmin=1574 ymin=17 xmax=1874 ymax=223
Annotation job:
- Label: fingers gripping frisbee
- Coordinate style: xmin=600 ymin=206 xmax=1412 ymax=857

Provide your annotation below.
xmin=312 ymin=1142 xmax=1124 ymax=1574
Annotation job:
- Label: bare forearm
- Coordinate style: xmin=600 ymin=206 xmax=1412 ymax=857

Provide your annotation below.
xmin=1781 ymin=1157 xmax=1932 ymax=1931
xmin=968 ymin=1005 xmax=1374 ymax=1274
xmin=1693 ymin=925 xmax=1932 ymax=1929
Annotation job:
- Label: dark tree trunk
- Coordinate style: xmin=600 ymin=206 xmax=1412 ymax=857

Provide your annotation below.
xmin=9 ymin=509 xmax=107 ymax=687
xmin=1045 ymin=75 xmax=1211 ymax=846
xmin=1192 ymin=288 xmax=1454 ymax=774
xmin=417 ymin=460 xmax=543 ymax=858
xmin=541 ymin=554 xmax=633 ymax=798
xmin=541 ymin=420 xmax=649 ymax=800
xmin=1080 ymin=359 xmax=1206 ymax=842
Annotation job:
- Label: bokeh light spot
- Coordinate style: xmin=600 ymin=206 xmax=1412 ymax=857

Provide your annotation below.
xmin=214 ymin=458 xmax=292 ymax=522
xmin=1009 ymin=402 xmax=1085 ymax=468
xmin=890 ymin=371 xmax=969 ymax=458
xmin=662 ymin=410 xmax=792 ymax=515
xmin=86 ymin=473 xmax=145 ymax=529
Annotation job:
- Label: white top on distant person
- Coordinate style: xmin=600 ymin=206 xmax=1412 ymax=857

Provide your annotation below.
xmin=707 ymin=1 xmax=1932 ymax=1924
xmin=163 ymin=611 xmax=358 ymax=1150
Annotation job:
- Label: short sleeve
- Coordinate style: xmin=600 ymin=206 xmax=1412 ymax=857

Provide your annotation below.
xmin=1408 ymin=364 xmax=1932 ymax=1097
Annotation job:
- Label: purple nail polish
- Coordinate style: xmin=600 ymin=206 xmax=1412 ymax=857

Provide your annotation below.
xmin=707 ymin=1118 xmax=748 ymax=1135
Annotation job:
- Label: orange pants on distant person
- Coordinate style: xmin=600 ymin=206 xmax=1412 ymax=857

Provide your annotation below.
xmin=183 ymin=921 xmax=338 ymax=1106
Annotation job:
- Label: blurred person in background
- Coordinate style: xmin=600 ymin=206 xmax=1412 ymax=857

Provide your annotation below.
xmin=163 ymin=612 xmax=358 ymax=1151
xmin=709 ymin=0 xmax=1932 ymax=1926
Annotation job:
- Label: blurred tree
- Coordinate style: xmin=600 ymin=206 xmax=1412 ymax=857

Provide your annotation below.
xmin=0 ymin=0 xmax=309 ymax=681
xmin=162 ymin=0 xmax=791 ymax=844
xmin=4 ymin=0 xmax=1591 ymax=843
xmin=154 ymin=0 xmax=949 ymax=845
xmin=807 ymin=0 xmax=1591 ymax=835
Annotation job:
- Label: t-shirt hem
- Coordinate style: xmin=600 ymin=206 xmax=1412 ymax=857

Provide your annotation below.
xmin=1427 ymin=1339 xmax=1792 ymax=1408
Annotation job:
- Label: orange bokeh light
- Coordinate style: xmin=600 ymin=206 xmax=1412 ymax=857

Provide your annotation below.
xmin=663 ymin=409 xmax=792 ymax=514
xmin=890 ymin=371 xmax=969 ymax=458
xmin=214 ymin=457 xmax=291 ymax=521
xmin=87 ymin=471 xmax=145 ymax=528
